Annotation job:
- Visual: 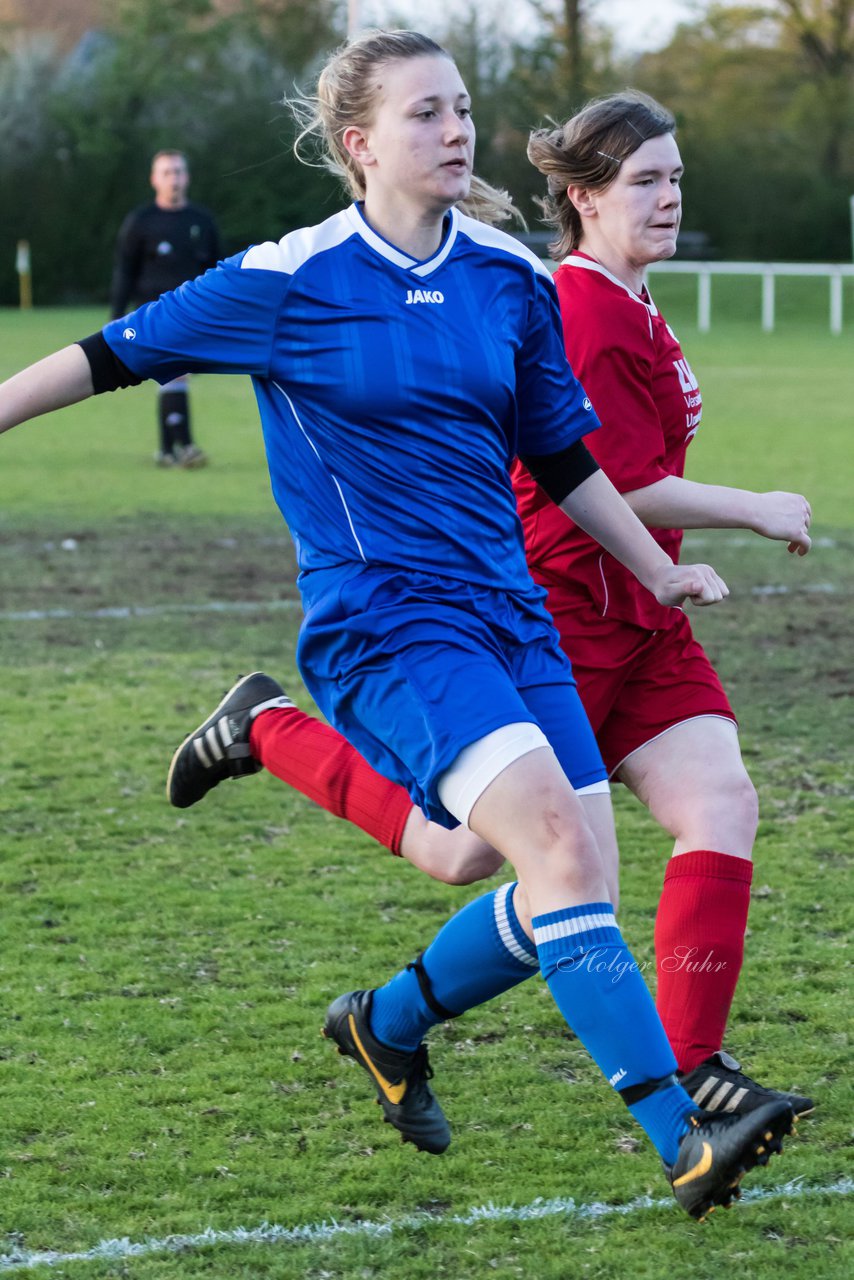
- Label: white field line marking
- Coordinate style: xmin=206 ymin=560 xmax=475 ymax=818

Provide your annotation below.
xmin=750 ymin=583 xmax=837 ymax=596
xmin=0 ymin=1178 xmax=850 ymax=1272
xmin=0 ymin=581 xmax=844 ymax=625
xmin=16 ymin=534 xmax=838 ymax=553
xmin=1 ymin=599 xmax=301 ymax=623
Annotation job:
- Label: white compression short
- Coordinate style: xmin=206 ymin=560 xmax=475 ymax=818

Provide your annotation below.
xmin=437 ymin=721 xmax=609 ymax=828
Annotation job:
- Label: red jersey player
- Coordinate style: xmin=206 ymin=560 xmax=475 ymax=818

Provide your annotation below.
xmin=166 ymin=91 xmax=814 ymax=1120
xmin=520 ymin=95 xmax=810 ymax=1107
xmin=512 ymin=252 xmax=721 ymax=776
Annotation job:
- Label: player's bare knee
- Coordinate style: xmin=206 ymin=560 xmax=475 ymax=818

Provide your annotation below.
xmin=517 ymin=805 xmax=604 ymax=895
xmin=733 ymin=769 xmax=759 ymax=838
xmin=403 ymin=821 xmax=504 ymax=886
xmin=441 ymin=843 xmax=505 ymax=886
xmin=699 ymin=766 xmax=758 ymax=841
xmin=669 ymin=765 xmax=759 ymax=852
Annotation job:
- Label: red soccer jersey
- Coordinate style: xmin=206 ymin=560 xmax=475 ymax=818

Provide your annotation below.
xmin=513 ymin=252 xmax=702 ymax=630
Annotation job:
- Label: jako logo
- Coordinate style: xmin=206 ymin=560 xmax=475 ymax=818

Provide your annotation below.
xmin=122 ymin=327 xmax=136 ymax=341
xmin=406 ymin=289 xmax=444 ymax=304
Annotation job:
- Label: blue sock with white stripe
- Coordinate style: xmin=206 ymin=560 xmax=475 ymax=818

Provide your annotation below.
xmin=533 ymin=902 xmax=695 ymax=1164
xmin=369 ymin=882 xmax=538 ymax=1052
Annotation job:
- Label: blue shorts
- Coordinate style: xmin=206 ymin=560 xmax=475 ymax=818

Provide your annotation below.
xmin=297 ymin=565 xmax=606 ymax=827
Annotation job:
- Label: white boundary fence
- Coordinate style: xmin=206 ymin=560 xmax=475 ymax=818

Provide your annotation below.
xmin=646 ymin=260 xmax=854 ymax=334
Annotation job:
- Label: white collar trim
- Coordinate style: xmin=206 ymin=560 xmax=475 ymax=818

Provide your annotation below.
xmin=562 ymin=253 xmax=659 ymax=317
xmin=344 ymin=204 xmax=459 ymax=276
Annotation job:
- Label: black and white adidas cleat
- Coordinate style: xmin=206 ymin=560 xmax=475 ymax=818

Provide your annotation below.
xmin=680 ymin=1050 xmax=814 ymax=1118
xmin=166 ymin=672 xmax=292 ymax=808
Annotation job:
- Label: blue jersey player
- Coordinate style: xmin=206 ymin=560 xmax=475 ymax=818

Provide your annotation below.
xmin=0 ymin=29 xmax=794 ymax=1221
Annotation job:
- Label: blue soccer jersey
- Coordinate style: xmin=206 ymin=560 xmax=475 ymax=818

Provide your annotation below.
xmin=103 ymin=204 xmax=599 ymax=595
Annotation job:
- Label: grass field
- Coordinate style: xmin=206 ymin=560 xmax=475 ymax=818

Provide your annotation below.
xmin=0 ymin=298 xmax=851 ymax=1278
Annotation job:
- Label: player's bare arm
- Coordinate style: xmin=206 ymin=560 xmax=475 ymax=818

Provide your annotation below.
xmin=559 ymin=467 xmax=728 ymax=607
xmin=621 ymin=474 xmax=812 ymax=556
xmin=0 ymin=345 xmax=94 ymax=436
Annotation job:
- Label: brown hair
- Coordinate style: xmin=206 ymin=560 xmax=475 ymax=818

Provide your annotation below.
xmin=289 ymin=28 xmax=519 ymax=227
xmin=527 ymin=91 xmax=676 ymax=260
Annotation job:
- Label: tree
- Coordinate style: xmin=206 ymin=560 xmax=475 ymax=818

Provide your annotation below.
xmin=775 ymin=0 xmax=854 ymax=175
xmin=0 ymin=0 xmax=345 ymax=303
xmin=4 ymin=0 xmax=852 ymax=302
xmin=634 ymin=2 xmax=854 ymax=258
xmin=522 ymin=0 xmax=602 ymax=107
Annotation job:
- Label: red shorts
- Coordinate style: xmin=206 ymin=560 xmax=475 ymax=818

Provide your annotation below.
xmin=543 ymin=583 xmax=736 ymax=777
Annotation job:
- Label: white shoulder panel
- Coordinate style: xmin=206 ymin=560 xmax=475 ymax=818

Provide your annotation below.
xmin=241 ymin=210 xmax=355 ymax=274
xmin=456 ymin=213 xmax=554 ymax=281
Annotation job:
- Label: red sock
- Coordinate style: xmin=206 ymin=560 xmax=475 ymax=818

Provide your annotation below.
xmin=249 ymin=708 xmax=412 ymax=856
xmin=654 ymin=849 xmax=753 ymax=1074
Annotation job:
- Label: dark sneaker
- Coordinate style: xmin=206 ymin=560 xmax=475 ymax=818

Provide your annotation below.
xmin=680 ymin=1050 xmax=814 ymax=1118
xmin=322 ymin=989 xmax=451 ymax=1155
xmin=666 ymin=1097 xmax=793 ymax=1220
xmin=166 ymin=672 xmax=292 ymax=808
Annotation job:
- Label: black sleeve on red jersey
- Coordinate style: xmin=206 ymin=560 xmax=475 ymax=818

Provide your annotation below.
xmin=518 ymin=438 xmax=600 ymax=505
xmin=77 ymin=332 xmax=144 ymax=393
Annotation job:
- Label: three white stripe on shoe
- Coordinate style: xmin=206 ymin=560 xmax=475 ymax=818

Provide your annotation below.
xmin=690 ymin=1075 xmax=749 ymax=1113
xmin=192 ymin=716 xmax=233 ymax=769
xmin=188 ymin=693 xmax=291 ymax=771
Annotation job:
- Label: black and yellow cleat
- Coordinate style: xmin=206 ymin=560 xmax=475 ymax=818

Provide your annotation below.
xmin=680 ymin=1050 xmax=814 ymax=1118
xmin=666 ymin=1097 xmax=794 ymax=1221
xmin=166 ymin=672 xmax=292 ymax=808
xmin=323 ymin=989 xmax=451 ymax=1155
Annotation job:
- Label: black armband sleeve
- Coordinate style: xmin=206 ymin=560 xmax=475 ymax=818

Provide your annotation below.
xmin=77 ymin=332 xmax=144 ymax=394
xmin=518 ymin=438 xmax=601 ymax=505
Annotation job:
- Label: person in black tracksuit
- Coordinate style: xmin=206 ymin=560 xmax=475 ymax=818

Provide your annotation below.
xmin=110 ymin=150 xmax=221 ymax=466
